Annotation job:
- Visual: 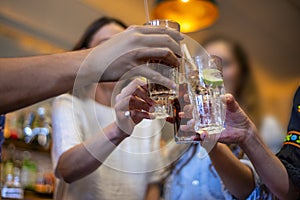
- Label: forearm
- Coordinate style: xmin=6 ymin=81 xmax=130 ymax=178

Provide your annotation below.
xmin=240 ymin=133 xmax=298 ymax=200
xmin=144 ymin=183 xmax=161 ymax=200
xmin=209 ymin=143 xmax=255 ymax=199
xmin=55 ymin=122 xmax=128 ymax=183
xmin=0 ymin=50 xmax=93 ymax=114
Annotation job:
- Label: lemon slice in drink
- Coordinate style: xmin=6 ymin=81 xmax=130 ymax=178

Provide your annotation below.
xmin=203 ymin=68 xmax=223 ymax=87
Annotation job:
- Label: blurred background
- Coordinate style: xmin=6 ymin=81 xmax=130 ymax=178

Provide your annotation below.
xmin=0 ymin=0 xmax=299 ymax=128
xmin=0 ymin=1 xmax=299 ymax=198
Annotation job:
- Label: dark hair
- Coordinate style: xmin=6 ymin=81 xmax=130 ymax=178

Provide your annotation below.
xmin=70 ymin=17 xmax=127 ymax=98
xmin=72 ymin=16 xmax=127 ymax=51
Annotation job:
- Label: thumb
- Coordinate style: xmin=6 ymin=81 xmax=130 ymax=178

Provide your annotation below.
xmin=222 ymin=93 xmax=240 ymax=113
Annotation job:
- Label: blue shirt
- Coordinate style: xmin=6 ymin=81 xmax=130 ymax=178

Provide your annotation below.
xmin=164 ymin=144 xmax=266 ymax=200
xmin=164 ymin=144 xmax=228 ymax=200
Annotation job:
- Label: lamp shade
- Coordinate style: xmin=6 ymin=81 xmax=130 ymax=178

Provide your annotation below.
xmin=152 ymin=0 xmax=219 ymax=33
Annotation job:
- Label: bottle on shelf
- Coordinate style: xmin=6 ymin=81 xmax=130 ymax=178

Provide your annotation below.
xmin=1 ymin=163 xmax=24 ymax=199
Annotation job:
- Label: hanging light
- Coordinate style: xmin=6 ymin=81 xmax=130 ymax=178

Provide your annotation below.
xmin=152 ymin=0 xmax=219 ymax=33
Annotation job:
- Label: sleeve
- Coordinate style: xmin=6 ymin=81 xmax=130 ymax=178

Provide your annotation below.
xmin=276 ymin=145 xmax=300 ymax=191
xmin=0 ymin=115 xmax=5 ymax=162
xmin=51 ymin=95 xmax=84 ymax=170
xmin=276 ymin=86 xmax=300 ymax=191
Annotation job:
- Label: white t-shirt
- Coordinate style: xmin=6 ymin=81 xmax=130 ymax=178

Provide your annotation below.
xmin=51 ymin=94 xmax=165 ymax=200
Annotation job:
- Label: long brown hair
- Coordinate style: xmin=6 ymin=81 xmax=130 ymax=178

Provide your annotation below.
xmin=70 ymin=17 xmax=127 ymax=98
xmin=203 ymin=36 xmax=262 ymax=127
xmin=162 ymin=36 xmax=260 ymax=187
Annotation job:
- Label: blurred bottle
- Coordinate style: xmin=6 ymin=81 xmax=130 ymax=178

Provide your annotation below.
xmin=35 ymin=167 xmax=55 ymax=195
xmin=1 ymin=156 xmax=24 ymax=199
xmin=20 ymin=151 xmax=37 ymax=191
xmin=3 ymin=144 xmax=15 ymax=181
xmin=23 ymin=106 xmax=51 ymax=149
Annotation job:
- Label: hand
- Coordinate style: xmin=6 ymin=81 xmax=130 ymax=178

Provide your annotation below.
xmin=83 ymin=25 xmax=183 ymax=89
xmin=174 ymin=93 xmax=258 ymax=145
xmin=219 ymin=94 xmax=258 ymax=145
xmin=114 ymin=79 xmax=156 ymax=136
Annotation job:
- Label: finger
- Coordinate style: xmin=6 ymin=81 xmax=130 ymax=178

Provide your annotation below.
xmin=182 ymin=118 xmax=195 ymax=131
xmin=184 ymin=94 xmax=190 ymax=102
xmin=131 ymin=84 xmax=155 ymax=107
xmin=166 ymin=116 xmax=175 ymax=123
xmin=138 ymin=35 xmax=182 ymax=56
xmin=130 ymin=66 xmax=177 ymax=91
xmin=127 ymin=25 xmax=184 ymax=43
xmin=129 ymin=96 xmax=152 ymax=111
xmin=116 ymin=93 xmax=153 ymax=113
xmin=115 ymin=95 xmax=131 ymax=112
xmin=130 ymin=110 xmax=152 ymax=124
xmin=222 ymin=93 xmax=240 ymax=113
xmin=134 ymin=47 xmax=180 ymax=67
xmin=117 ymin=79 xmax=155 ymax=107
xmin=118 ymin=79 xmax=145 ymax=99
xmin=182 ymin=104 xmax=193 ymax=118
xmin=116 ymin=79 xmax=146 ymax=102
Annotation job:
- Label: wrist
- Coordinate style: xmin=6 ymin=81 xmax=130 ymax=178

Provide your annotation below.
xmin=208 ymin=142 xmax=223 ymax=157
xmin=105 ymin=122 xmax=130 ymax=145
xmin=239 ymin=122 xmax=259 ymax=150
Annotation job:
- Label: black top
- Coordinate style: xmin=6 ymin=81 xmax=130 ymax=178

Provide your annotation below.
xmin=276 ymin=86 xmax=300 ymax=191
xmin=0 ymin=114 xmax=5 ymax=162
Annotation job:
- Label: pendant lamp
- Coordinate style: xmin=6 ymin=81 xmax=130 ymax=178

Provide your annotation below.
xmin=152 ymin=0 xmax=219 ymax=33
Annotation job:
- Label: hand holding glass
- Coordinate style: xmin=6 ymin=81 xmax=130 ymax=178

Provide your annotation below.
xmin=145 ymin=19 xmax=180 ymax=119
xmin=173 ymin=54 xmax=226 ymax=143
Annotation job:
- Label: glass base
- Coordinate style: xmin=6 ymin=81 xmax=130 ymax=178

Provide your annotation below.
xmin=151 ymin=105 xmax=171 ymax=119
xmin=194 ymin=125 xmax=224 ymax=135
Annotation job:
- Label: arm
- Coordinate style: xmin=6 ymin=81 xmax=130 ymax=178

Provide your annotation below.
xmin=219 ymin=94 xmax=299 ymax=199
xmin=0 ymin=50 xmax=89 ymax=114
xmin=55 ymin=122 xmax=127 ymax=183
xmin=0 ymin=25 xmax=182 ymax=114
xmin=240 ymin=132 xmax=299 ymax=200
xmin=144 ymin=183 xmax=161 ymax=200
xmin=54 ymin=79 xmax=155 ymax=183
xmin=208 ymin=143 xmax=255 ymax=199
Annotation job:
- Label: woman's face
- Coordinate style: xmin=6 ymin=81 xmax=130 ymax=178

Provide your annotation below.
xmin=88 ymin=23 xmax=125 ymax=92
xmin=204 ymin=41 xmax=241 ymax=95
xmin=88 ymin=22 xmax=125 ymax=48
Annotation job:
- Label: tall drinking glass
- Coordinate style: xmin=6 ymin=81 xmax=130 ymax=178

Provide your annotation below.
xmin=144 ymin=19 xmax=180 ymax=119
xmin=173 ymin=54 xmax=226 ymax=144
xmin=188 ymin=55 xmax=226 ymax=135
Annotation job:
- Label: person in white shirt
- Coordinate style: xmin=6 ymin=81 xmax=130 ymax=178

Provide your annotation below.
xmin=51 ymin=17 xmax=168 ymax=200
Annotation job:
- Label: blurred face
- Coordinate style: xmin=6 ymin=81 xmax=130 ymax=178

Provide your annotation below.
xmin=204 ymin=41 xmax=241 ymax=95
xmin=88 ymin=22 xmax=125 ymax=48
xmin=88 ymin=23 xmax=125 ymax=91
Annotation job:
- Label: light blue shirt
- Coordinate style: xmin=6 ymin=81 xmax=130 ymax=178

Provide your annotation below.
xmin=164 ymin=144 xmax=268 ymax=200
xmin=164 ymin=144 xmax=227 ymax=200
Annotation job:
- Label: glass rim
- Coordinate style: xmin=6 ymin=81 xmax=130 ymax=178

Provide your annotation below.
xmin=144 ymin=19 xmax=180 ymax=31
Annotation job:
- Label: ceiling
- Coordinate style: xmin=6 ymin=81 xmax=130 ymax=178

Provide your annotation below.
xmin=1 ymin=0 xmax=300 ymax=78
xmin=0 ymin=0 xmax=300 ymax=78
xmin=0 ymin=0 xmax=300 ymax=124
